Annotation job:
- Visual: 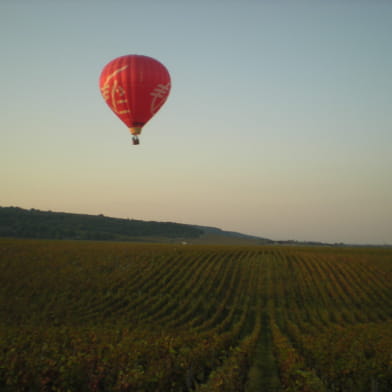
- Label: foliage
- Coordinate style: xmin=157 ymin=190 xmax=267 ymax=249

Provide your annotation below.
xmin=0 ymin=207 xmax=203 ymax=241
xmin=0 ymin=239 xmax=391 ymax=391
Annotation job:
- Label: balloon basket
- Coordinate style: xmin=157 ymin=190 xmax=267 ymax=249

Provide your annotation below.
xmin=132 ymin=136 xmax=140 ymax=145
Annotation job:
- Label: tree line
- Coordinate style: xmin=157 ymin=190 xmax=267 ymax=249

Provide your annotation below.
xmin=0 ymin=207 xmax=203 ymax=241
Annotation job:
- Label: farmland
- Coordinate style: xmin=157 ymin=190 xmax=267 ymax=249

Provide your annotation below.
xmin=0 ymin=239 xmax=391 ymax=391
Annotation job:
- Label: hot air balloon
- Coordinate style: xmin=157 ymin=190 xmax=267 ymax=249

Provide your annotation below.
xmin=99 ymin=55 xmax=171 ymax=145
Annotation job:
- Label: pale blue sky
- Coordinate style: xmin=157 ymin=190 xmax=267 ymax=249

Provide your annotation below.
xmin=1 ymin=1 xmax=391 ymax=244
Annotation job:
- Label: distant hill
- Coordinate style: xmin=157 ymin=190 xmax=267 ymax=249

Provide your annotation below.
xmin=191 ymin=225 xmax=273 ymax=245
xmin=0 ymin=207 xmax=202 ymax=242
xmin=0 ymin=207 xmax=272 ymax=245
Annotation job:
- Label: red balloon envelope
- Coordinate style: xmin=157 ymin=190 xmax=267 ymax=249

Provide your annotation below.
xmin=99 ymin=55 xmax=171 ymax=144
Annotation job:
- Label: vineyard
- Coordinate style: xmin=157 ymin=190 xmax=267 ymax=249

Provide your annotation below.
xmin=0 ymin=239 xmax=391 ymax=391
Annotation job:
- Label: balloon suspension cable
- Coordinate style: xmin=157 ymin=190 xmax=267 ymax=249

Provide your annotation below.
xmin=132 ymin=135 xmax=140 ymax=145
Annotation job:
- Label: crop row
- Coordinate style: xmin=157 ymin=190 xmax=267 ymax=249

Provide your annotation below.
xmin=0 ymin=239 xmax=391 ymax=391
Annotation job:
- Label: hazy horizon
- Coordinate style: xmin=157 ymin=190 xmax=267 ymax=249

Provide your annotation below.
xmin=1 ymin=1 xmax=391 ymax=245
xmin=1 ymin=204 xmax=390 ymax=246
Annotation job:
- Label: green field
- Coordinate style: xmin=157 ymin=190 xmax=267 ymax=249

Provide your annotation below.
xmin=0 ymin=239 xmax=391 ymax=391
